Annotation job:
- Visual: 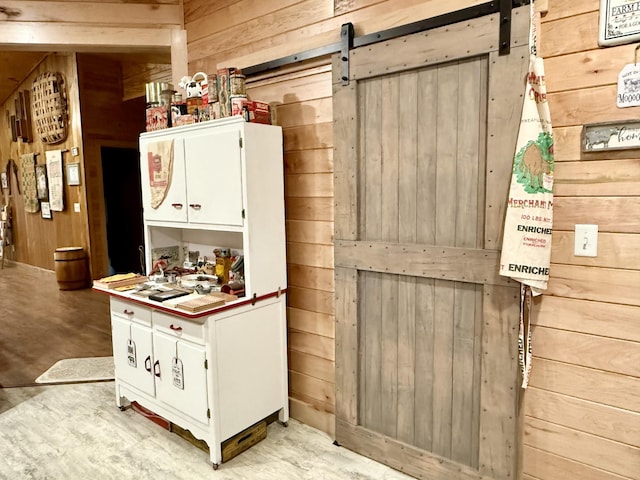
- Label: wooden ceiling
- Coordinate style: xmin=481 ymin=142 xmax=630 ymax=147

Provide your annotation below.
xmin=0 ymin=51 xmax=48 ymax=106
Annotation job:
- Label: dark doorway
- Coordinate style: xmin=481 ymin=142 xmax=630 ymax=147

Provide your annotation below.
xmin=101 ymin=147 xmax=144 ymax=274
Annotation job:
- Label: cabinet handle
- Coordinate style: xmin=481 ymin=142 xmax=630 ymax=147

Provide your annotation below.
xmin=169 ymin=324 xmax=183 ymax=332
xmin=123 ymin=309 xmax=134 ymax=315
xmin=171 ymin=203 xmax=184 ymax=209
xmin=145 ymin=356 xmax=152 ymax=373
xmin=153 ymin=360 xmax=161 ymax=378
xmin=189 ymin=203 xmax=202 ymax=210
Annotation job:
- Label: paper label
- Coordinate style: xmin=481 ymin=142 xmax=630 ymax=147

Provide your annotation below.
xmin=127 ymin=339 xmax=137 ymax=367
xmin=172 ymin=357 xmax=184 ymax=389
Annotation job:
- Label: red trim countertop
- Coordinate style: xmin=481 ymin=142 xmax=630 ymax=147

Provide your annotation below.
xmin=93 ymin=286 xmax=287 ymax=321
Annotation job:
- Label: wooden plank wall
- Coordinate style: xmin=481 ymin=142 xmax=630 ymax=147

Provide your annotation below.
xmin=0 ymin=54 xmax=87 ymax=270
xmin=523 ymin=1 xmax=640 ymax=479
xmin=184 ymin=0 xmax=488 ymax=436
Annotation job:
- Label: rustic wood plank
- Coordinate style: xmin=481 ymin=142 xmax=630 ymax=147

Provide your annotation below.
xmin=538 ymin=0 xmax=597 ymax=22
xmin=533 ymin=296 xmax=640 ymax=342
xmin=287 ymin=286 xmax=334 ymax=315
xmin=524 ymin=387 xmax=640 ymax=447
xmin=539 ymin=11 xmax=599 ymax=57
xmin=529 ymin=358 xmax=640 ymax=412
xmin=288 ymin=330 xmax=335 ymax=361
xmin=287 ymin=307 xmax=335 ymax=338
xmin=336 ymin=420 xmax=489 ymax=480
xmin=554 ymin=159 xmax=640 ymax=197
xmin=485 ymin=46 xmax=529 ymax=249
xmin=532 ymin=326 xmax=640 ymax=377
xmin=289 ymin=370 xmax=335 ymax=405
xmin=348 ymin=10 xmax=529 ymax=81
xmin=288 ymin=349 xmax=335 ymax=384
xmin=287 ymin=264 xmax=334 ymax=291
xmin=546 ymin=264 xmax=640 ymax=306
xmin=551 ymin=231 xmax=640 ymax=269
xmin=285 ymin=219 xmax=334 ymax=244
xmin=334 ymin=241 xmax=513 ymax=286
xmin=0 ymin=1 xmax=181 ymax=25
xmin=334 ymin=266 xmax=358 ymax=425
xmin=286 ymin=242 xmax=333 ymax=268
xmin=523 ymin=445 xmax=629 ymax=480
xmin=283 ymin=122 xmax=333 ymax=151
xmin=553 ymin=197 xmax=640 ymax=233
xmin=286 ymin=173 xmax=334 ymax=198
xmin=285 ymin=149 xmax=333 ymax=175
xmin=277 ymin=97 xmax=333 ymax=128
xmin=285 ymin=197 xmax=333 ymax=222
xmin=524 ymin=417 xmax=640 ymax=478
xmin=548 ymin=86 xmax=640 ymax=127
xmin=479 ymin=284 xmax=520 ymax=479
xmin=289 ymin=396 xmax=335 ymax=437
xmin=544 ymin=43 xmax=639 ymax=93
xmin=248 ymin=70 xmax=333 ymax=105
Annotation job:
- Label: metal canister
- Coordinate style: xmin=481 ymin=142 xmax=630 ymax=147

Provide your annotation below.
xmin=229 ymin=73 xmax=246 ymax=96
xmin=207 ymin=74 xmax=218 ymax=103
xmin=230 ymin=95 xmax=248 ymax=116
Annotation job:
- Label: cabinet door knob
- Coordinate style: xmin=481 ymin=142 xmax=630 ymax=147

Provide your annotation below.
xmin=145 ymin=356 xmax=152 ymax=373
xmin=153 ymin=360 xmax=161 ymax=377
xmin=189 ymin=203 xmax=202 ymax=210
xmin=169 ymin=324 xmax=183 ymax=332
xmin=123 ymin=309 xmax=134 ymax=315
xmin=171 ymin=203 xmax=184 ymax=209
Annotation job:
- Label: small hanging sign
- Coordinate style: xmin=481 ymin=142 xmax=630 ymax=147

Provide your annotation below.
xmin=172 ymin=357 xmax=184 ymax=389
xmin=617 ymin=46 xmax=640 ymax=107
xmin=127 ymin=339 xmax=137 ymax=367
xmin=582 ymin=120 xmax=640 ymax=151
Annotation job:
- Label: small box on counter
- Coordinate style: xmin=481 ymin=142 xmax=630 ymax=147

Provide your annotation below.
xmin=145 ymin=106 xmax=168 ymax=131
xmin=247 ymin=101 xmax=271 ymax=124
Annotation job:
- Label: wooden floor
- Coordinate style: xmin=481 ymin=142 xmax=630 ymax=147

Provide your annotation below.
xmin=0 ymin=261 xmax=112 ymax=387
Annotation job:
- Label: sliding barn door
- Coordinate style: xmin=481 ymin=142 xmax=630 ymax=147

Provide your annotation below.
xmin=333 ymin=8 xmax=529 ymax=480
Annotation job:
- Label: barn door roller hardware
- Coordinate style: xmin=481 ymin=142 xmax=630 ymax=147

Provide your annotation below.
xmin=243 ymin=0 xmax=530 ymax=80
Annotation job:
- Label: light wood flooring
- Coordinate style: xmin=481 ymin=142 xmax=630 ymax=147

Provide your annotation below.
xmin=0 ymin=261 xmax=112 ymax=387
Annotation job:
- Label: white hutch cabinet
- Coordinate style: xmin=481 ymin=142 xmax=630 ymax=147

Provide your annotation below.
xmin=101 ymin=117 xmax=288 ymax=468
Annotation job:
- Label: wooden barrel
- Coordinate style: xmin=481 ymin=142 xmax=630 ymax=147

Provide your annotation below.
xmin=54 ymin=247 xmax=90 ymax=290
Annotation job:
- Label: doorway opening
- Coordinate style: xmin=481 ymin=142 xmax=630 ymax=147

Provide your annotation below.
xmin=101 ymin=146 xmax=144 ymax=275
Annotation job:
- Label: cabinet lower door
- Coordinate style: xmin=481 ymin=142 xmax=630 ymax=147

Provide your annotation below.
xmin=111 ymin=316 xmax=155 ymax=396
xmin=153 ymin=331 xmax=209 ymax=425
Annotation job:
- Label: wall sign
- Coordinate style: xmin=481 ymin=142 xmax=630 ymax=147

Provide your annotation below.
xmin=599 ymin=0 xmax=640 ymax=46
xmin=582 ymin=120 xmax=640 ymax=151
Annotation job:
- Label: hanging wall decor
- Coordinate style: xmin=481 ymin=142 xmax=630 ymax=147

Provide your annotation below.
xmin=599 ymin=0 xmax=640 ymax=46
xmin=32 ymin=72 xmax=68 ymax=144
xmin=45 ymin=150 xmax=64 ymax=211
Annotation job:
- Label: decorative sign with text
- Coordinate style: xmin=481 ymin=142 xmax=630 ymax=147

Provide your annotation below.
xmin=599 ymin=0 xmax=640 ymax=46
xmin=582 ymin=120 xmax=640 ymax=151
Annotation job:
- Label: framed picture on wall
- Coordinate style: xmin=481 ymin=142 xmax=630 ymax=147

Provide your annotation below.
xmin=0 ymin=172 xmax=7 ymax=190
xmin=599 ymin=0 xmax=640 ymax=46
xmin=35 ymin=164 xmax=48 ymax=200
xmin=66 ymin=162 xmax=81 ymax=186
xmin=41 ymin=201 xmax=52 ymax=219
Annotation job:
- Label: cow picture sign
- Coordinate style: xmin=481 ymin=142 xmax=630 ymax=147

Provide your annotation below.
xmin=582 ymin=120 xmax=640 ymax=151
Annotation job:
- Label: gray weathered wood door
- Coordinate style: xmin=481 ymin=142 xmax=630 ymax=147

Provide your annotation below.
xmin=333 ymin=8 xmax=529 ymax=480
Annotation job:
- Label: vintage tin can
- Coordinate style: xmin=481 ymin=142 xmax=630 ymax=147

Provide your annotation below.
xmin=230 ymin=95 xmax=248 ymax=117
xmin=207 ymin=74 xmax=218 ymax=103
xmin=229 ymin=73 xmax=246 ymax=95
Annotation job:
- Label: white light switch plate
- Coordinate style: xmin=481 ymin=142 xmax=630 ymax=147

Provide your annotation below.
xmin=574 ymin=224 xmax=598 ymax=257
xmin=73 ymin=203 xmax=81 ymax=213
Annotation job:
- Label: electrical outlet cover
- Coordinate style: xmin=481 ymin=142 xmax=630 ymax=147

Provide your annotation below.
xmin=574 ymin=224 xmax=598 ymax=257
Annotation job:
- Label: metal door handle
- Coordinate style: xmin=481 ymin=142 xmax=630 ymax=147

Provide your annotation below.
xmin=170 ymin=324 xmax=183 ymax=332
xmin=123 ymin=309 xmax=134 ymax=315
xmin=189 ymin=203 xmax=202 ymax=210
xmin=145 ymin=356 xmax=152 ymax=373
xmin=153 ymin=360 xmax=161 ymax=378
xmin=171 ymin=203 xmax=183 ymax=209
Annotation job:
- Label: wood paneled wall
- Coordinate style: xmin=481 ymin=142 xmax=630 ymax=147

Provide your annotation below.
xmin=184 ymin=0 xmax=500 ymax=437
xmin=523 ymin=1 xmax=640 ymax=479
xmin=0 ymin=54 xmax=87 ymax=270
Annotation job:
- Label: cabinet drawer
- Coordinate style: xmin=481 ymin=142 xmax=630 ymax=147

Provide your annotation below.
xmin=110 ymin=298 xmax=152 ymax=325
xmin=153 ymin=312 xmax=205 ymax=345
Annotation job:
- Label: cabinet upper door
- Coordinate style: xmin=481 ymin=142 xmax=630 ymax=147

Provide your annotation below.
xmin=139 ymin=136 xmax=188 ymax=223
xmin=111 ymin=316 xmax=155 ymax=397
xmin=184 ymin=128 xmax=244 ymax=227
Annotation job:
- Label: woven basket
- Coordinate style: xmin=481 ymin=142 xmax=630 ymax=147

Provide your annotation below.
xmin=31 ymin=72 xmax=68 ymax=145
